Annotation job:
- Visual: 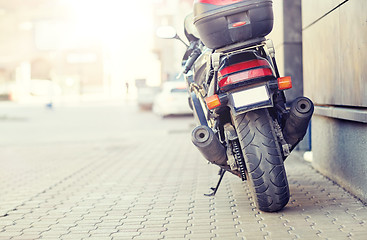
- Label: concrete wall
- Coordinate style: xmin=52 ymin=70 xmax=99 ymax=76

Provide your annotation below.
xmin=303 ymin=0 xmax=367 ymax=107
xmin=270 ymin=0 xmax=311 ymax=150
xmin=302 ymin=0 xmax=367 ymax=202
xmin=270 ymin=0 xmax=304 ymax=102
xmin=312 ymin=116 xmax=367 ymax=201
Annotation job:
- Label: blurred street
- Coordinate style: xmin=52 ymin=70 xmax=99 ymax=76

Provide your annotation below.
xmin=1 ymin=99 xmax=366 ymax=240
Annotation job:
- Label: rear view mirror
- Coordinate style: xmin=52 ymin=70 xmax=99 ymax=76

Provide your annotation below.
xmin=156 ymin=26 xmax=177 ymax=39
xmin=156 ymin=26 xmax=189 ymax=47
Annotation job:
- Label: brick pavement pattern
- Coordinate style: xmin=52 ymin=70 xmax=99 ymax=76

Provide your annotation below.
xmin=1 ymin=103 xmax=366 ymax=239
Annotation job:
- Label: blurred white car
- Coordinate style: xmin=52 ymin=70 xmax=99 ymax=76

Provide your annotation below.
xmin=153 ymin=81 xmax=192 ymax=117
xmin=137 ymin=86 xmax=160 ymax=110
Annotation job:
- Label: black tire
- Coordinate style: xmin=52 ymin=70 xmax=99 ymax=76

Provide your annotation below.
xmin=232 ymin=108 xmax=290 ymax=212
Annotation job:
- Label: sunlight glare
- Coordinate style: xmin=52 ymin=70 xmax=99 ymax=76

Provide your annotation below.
xmin=64 ymin=0 xmax=152 ymax=47
xmin=61 ymin=0 xmax=159 ymax=93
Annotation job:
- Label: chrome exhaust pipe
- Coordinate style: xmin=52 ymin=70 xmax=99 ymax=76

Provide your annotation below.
xmin=283 ymin=97 xmax=314 ymax=148
xmin=191 ymin=125 xmax=228 ymax=166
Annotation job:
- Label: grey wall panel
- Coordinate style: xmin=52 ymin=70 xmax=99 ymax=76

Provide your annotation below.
xmin=312 ymin=115 xmax=367 ymax=202
xmin=302 ymin=0 xmax=367 ymax=107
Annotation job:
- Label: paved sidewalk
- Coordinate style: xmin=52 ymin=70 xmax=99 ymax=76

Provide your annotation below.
xmin=0 ymin=102 xmax=366 ymax=239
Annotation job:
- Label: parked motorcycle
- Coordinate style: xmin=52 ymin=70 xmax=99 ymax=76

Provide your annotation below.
xmin=158 ymin=0 xmax=313 ymax=212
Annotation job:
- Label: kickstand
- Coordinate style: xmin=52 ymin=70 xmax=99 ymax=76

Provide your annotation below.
xmin=204 ymin=169 xmax=226 ymax=197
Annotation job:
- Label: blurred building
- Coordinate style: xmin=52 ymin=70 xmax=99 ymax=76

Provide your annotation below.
xmin=0 ymin=0 xmax=104 ymax=101
xmin=152 ymin=0 xmax=192 ymax=83
xmin=0 ymin=0 xmax=162 ymax=102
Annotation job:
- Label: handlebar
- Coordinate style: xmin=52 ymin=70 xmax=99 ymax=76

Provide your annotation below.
xmin=183 ymin=48 xmax=201 ymax=74
xmin=177 ymin=41 xmax=202 ymax=79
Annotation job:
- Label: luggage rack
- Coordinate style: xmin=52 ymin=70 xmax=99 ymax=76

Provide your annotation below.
xmin=215 ymin=37 xmax=266 ymax=54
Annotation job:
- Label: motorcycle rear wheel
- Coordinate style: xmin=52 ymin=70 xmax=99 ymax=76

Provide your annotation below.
xmin=232 ymin=108 xmax=290 ymax=212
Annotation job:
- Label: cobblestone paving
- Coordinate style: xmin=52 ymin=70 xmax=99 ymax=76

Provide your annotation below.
xmin=1 ymin=103 xmax=366 ymax=239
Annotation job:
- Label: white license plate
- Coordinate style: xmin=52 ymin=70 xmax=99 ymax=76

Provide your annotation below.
xmin=231 ymin=86 xmax=270 ymax=108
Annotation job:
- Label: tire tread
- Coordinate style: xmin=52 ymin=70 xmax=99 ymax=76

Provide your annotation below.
xmin=233 ymin=109 xmax=290 ymax=212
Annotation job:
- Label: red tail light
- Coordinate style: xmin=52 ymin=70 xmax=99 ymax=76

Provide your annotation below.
xmin=232 ymin=21 xmax=247 ymax=27
xmin=218 ymin=59 xmax=273 ymax=88
xmin=195 ymin=0 xmax=243 ymax=6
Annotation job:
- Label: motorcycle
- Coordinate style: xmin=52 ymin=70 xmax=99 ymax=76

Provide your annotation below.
xmin=158 ymin=0 xmax=314 ymax=212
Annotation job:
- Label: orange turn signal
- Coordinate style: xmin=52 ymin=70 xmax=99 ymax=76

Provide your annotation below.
xmin=277 ymin=76 xmax=292 ymax=90
xmin=206 ymin=94 xmax=221 ymax=110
